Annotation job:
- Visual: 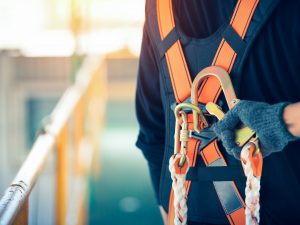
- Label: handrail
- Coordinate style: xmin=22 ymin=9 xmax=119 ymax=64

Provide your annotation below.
xmin=0 ymin=56 xmax=106 ymax=225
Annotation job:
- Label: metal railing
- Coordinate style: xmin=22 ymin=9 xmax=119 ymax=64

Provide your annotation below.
xmin=0 ymin=57 xmax=107 ymax=225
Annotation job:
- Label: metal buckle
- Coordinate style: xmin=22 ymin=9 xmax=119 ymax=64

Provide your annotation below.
xmin=189 ymin=128 xmax=217 ymax=152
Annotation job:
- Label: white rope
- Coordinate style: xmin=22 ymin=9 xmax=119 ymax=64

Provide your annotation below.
xmin=169 ymin=154 xmax=189 ymax=225
xmin=241 ymin=144 xmax=261 ymax=225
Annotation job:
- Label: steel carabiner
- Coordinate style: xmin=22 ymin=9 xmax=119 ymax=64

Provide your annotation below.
xmin=190 ymin=66 xmax=258 ymax=148
xmin=191 ymin=66 xmax=240 ymax=133
xmin=173 ymin=102 xmax=203 ymax=167
xmin=191 ymin=66 xmax=239 ymax=109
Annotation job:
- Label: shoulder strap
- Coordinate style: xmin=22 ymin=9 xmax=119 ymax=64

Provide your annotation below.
xmin=199 ymin=0 xmax=259 ymax=103
xmin=156 ymin=0 xmax=192 ymax=103
xmin=157 ymin=0 xmax=259 ymax=103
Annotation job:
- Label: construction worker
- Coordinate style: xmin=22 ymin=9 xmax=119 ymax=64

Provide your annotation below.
xmin=135 ymin=0 xmax=300 ymax=224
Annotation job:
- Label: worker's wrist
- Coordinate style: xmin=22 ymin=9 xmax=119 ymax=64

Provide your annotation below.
xmin=283 ymin=102 xmax=300 ymax=138
xmin=256 ymin=102 xmax=298 ymax=151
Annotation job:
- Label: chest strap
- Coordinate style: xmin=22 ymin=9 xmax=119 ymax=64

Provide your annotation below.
xmin=156 ymin=0 xmax=259 ymax=225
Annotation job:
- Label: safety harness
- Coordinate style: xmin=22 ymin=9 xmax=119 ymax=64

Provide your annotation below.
xmin=169 ymin=65 xmax=263 ymax=225
xmin=155 ymin=0 xmax=267 ymax=224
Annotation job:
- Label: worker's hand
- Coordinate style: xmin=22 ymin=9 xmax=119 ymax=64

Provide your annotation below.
xmin=212 ymin=100 xmax=299 ymax=159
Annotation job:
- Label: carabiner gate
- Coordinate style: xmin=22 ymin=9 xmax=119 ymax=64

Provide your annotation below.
xmin=191 ymin=66 xmax=241 ymax=133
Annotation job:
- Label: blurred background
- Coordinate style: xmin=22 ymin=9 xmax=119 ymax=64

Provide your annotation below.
xmin=0 ymin=0 xmax=162 ymax=224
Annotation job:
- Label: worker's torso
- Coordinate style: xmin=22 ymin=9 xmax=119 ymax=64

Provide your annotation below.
xmin=145 ymin=0 xmax=300 ymax=224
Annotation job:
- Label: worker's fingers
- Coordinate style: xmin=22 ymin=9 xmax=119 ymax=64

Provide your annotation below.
xmin=212 ymin=110 xmax=241 ymax=135
xmin=220 ymin=129 xmax=236 ymax=150
xmin=216 ymin=129 xmax=242 ymax=160
xmin=231 ymin=146 xmax=242 ymax=160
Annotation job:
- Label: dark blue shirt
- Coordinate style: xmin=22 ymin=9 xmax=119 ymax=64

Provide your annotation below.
xmin=136 ymin=0 xmax=300 ymax=223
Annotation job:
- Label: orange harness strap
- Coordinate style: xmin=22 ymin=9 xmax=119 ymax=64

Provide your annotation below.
xmin=199 ymin=0 xmax=259 ymax=103
xmin=156 ymin=0 xmax=192 ymax=103
xmin=157 ymin=0 xmax=259 ymax=225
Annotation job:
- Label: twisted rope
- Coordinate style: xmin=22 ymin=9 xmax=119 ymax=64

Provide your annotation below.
xmin=241 ymin=144 xmax=261 ymax=225
xmin=169 ymin=154 xmax=189 ymax=225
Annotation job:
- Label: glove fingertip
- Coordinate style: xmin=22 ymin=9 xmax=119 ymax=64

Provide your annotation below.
xmin=212 ymin=123 xmax=222 ymax=135
xmin=221 ymin=129 xmax=236 ymax=149
xmin=232 ymin=146 xmax=242 ymax=160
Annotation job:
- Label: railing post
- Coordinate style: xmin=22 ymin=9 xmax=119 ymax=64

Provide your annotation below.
xmin=74 ymin=98 xmax=84 ymax=175
xmin=56 ymin=125 xmax=68 ymax=225
xmin=88 ymin=70 xmax=106 ymax=177
xmin=12 ymin=198 xmax=28 ymax=225
xmin=0 ymin=57 xmax=105 ymax=225
xmin=0 ymin=181 xmax=29 ymax=225
xmin=74 ymin=98 xmax=87 ymax=225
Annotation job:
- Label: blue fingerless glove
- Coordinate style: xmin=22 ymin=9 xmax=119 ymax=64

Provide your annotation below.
xmin=212 ymin=100 xmax=299 ymax=159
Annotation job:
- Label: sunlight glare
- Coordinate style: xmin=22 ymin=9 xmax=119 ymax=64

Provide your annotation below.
xmin=0 ymin=0 xmax=146 ymax=56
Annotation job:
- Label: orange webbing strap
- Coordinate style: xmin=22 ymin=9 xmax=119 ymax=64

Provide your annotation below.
xmin=157 ymin=0 xmax=259 ymax=225
xmin=198 ymin=0 xmax=259 ymax=103
xmin=196 ymin=2 xmax=259 ymax=222
xmin=156 ymin=0 xmax=192 ymax=103
xmin=200 ymin=141 xmax=246 ymax=225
